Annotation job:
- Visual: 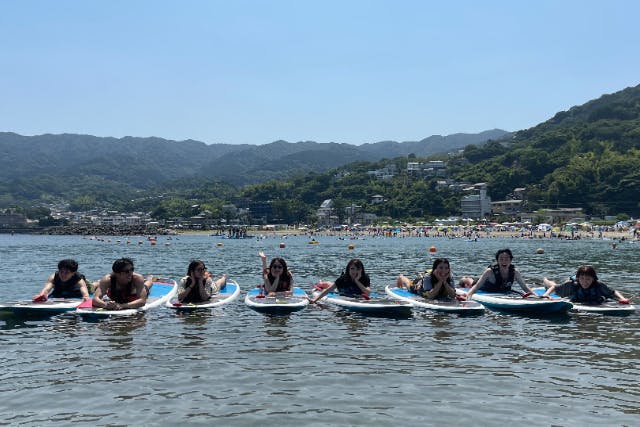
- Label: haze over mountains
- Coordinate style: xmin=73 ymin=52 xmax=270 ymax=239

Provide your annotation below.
xmin=0 ymin=129 xmax=509 ymax=187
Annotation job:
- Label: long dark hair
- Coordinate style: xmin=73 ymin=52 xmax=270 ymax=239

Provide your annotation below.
xmin=187 ymin=259 xmax=206 ymax=276
xmin=429 ymin=258 xmax=451 ymax=284
xmin=267 ymin=257 xmax=292 ymax=285
xmin=343 ymin=258 xmax=370 ymax=286
xmin=344 ymin=258 xmax=366 ymax=275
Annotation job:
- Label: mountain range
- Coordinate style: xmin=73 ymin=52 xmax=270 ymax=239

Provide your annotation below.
xmin=0 ymin=130 xmax=509 ymax=188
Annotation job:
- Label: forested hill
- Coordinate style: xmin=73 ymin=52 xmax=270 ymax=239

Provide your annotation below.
xmin=0 ymin=129 xmax=508 ymax=190
xmin=454 ymin=84 xmax=640 ymax=216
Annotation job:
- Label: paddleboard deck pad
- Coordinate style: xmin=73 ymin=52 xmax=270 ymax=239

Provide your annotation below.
xmin=76 ymin=279 xmax=177 ymax=318
xmin=244 ymin=287 xmax=309 ymax=314
xmin=167 ymin=280 xmax=241 ymax=310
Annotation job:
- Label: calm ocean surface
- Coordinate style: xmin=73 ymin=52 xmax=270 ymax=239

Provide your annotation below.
xmin=0 ymin=233 xmax=638 ymax=426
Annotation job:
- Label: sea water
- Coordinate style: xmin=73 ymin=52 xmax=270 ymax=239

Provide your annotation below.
xmin=0 ymin=233 xmax=638 ymax=426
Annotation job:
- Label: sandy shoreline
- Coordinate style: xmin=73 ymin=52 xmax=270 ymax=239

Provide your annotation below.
xmin=182 ymin=228 xmax=635 ymax=240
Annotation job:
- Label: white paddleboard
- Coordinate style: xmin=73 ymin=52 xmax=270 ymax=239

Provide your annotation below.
xmin=385 ymin=285 xmax=484 ymax=314
xmin=166 ymin=280 xmax=240 ymax=310
xmin=315 ymin=290 xmax=412 ymax=316
xmin=244 ymin=286 xmax=309 ymax=314
xmin=456 ymin=288 xmax=572 ymax=314
xmin=76 ymin=279 xmax=177 ymax=319
xmin=0 ymin=298 xmax=85 ymax=316
xmin=532 ymin=287 xmax=635 ymax=315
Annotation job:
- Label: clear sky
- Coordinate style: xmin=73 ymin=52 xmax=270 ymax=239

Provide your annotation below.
xmin=1 ymin=0 xmax=638 ymax=145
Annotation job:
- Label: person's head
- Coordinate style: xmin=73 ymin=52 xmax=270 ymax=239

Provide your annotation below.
xmin=575 ymin=265 xmax=598 ymax=288
xmin=430 ymin=258 xmax=450 ymax=282
xmin=269 ymin=257 xmax=288 ymax=278
xmin=495 ymin=248 xmax=514 ymax=266
xmin=57 ymin=259 xmax=78 ymax=280
xmin=57 ymin=259 xmax=78 ymax=273
xmin=458 ymin=276 xmax=474 ymax=288
xmin=112 ymin=257 xmax=135 ymax=278
xmin=345 ymin=258 xmax=366 ymax=277
xmin=187 ymin=259 xmax=207 ymax=276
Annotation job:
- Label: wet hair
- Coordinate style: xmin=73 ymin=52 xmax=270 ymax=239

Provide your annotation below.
xmin=112 ymin=257 xmax=134 ymax=273
xmin=57 ymin=259 xmax=78 ymax=272
xmin=345 ymin=258 xmax=366 ymax=276
xmin=576 ymin=265 xmax=598 ymax=281
xmin=495 ymin=248 xmax=513 ymax=261
xmin=187 ymin=259 xmax=206 ymax=276
xmin=429 ymin=258 xmax=450 ymax=284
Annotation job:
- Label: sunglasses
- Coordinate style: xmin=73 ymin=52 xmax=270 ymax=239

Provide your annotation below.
xmin=271 ymin=265 xmax=283 ymax=269
xmin=120 ymin=268 xmax=134 ymax=274
xmin=195 ymin=267 xmax=207 ymax=272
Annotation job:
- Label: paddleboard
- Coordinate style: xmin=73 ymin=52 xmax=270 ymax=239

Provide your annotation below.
xmin=166 ymin=280 xmax=240 ymax=310
xmin=532 ymin=287 xmax=636 ymax=315
xmin=456 ymin=288 xmax=572 ymax=314
xmin=314 ymin=290 xmax=412 ymax=316
xmin=76 ymin=279 xmax=177 ymax=319
xmin=244 ymin=286 xmax=309 ymax=314
xmin=385 ymin=285 xmax=484 ymax=314
xmin=0 ymin=298 xmax=86 ymax=316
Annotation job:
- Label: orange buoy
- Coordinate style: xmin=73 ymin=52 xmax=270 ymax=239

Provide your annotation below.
xmin=348 ymin=244 xmax=355 ymax=250
xmin=279 ymin=242 xmax=286 ymax=248
xmin=429 ymin=245 xmax=437 ymax=253
xmin=217 ymin=242 xmax=223 ymax=247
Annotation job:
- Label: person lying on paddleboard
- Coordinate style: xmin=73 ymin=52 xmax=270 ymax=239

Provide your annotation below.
xmin=33 ymin=258 xmax=90 ymax=301
xmin=464 ymin=248 xmax=534 ymax=300
xmin=177 ymin=259 xmax=226 ymax=303
xmin=396 ymin=258 xmax=457 ymax=300
xmin=457 ymin=276 xmax=475 ymax=288
xmin=259 ymin=251 xmax=293 ymax=297
xmin=541 ymin=265 xmax=632 ymax=304
xmin=310 ymin=258 xmax=371 ymax=303
xmin=92 ymin=257 xmax=153 ymax=310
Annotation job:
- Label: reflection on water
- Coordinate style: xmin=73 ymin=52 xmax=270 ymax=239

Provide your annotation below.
xmin=0 ymin=234 xmax=638 ymax=425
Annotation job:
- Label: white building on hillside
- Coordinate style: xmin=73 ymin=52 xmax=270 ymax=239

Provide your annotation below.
xmin=461 ymin=183 xmax=491 ymax=219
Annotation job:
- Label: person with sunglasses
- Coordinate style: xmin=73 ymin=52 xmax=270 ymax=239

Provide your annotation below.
xmin=177 ymin=259 xmax=226 ymax=303
xmin=92 ymin=257 xmax=152 ymax=310
xmin=33 ymin=258 xmax=90 ymax=301
xmin=259 ymin=251 xmax=293 ymax=297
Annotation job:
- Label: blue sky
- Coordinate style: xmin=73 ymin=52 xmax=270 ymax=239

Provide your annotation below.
xmin=1 ymin=0 xmax=638 ymax=145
